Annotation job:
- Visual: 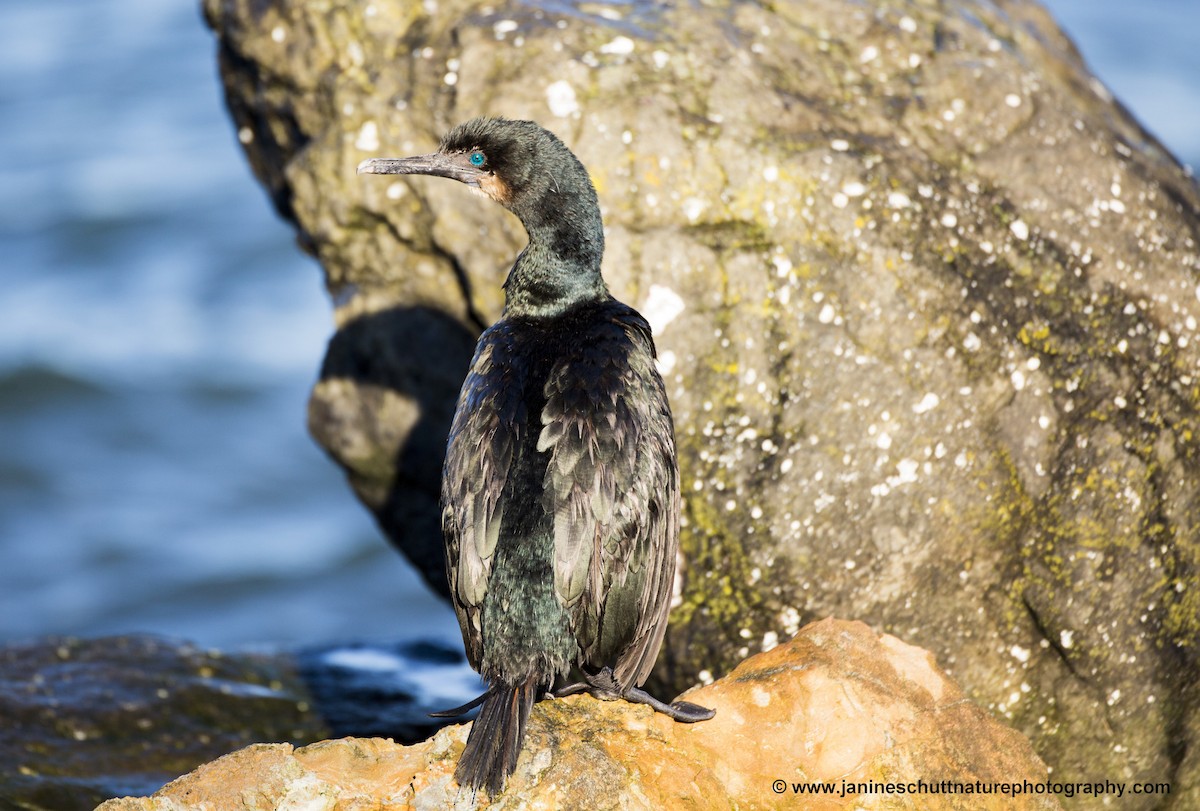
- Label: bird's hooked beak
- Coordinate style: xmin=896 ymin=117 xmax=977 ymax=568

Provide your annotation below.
xmin=357 ymin=153 xmax=486 ymax=187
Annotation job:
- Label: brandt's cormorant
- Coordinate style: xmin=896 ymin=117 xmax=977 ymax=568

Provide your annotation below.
xmin=359 ymin=117 xmax=713 ymax=793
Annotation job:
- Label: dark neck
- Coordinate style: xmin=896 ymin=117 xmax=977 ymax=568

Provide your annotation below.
xmin=503 ymin=185 xmax=607 ymax=319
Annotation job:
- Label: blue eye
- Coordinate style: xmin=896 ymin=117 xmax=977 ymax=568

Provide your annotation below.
xmin=469 ymin=151 xmax=485 ymax=167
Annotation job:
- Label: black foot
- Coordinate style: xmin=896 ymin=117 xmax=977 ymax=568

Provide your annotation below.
xmin=429 ymin=691 xmax=489 ymax=718
xmin=555 ymin=667 xmax=715 ymax=722
xmin=623 ymin=687 xmax=716 ymax=723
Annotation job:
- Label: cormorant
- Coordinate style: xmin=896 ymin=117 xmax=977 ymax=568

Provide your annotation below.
xmin=359 ymin=117 xmax=713 ymax=794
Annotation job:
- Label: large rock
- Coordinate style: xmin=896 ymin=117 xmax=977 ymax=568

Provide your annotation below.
xmin=97 ymin=619 xmax=1063 ymax=810
xmin=201 ymin=0 xmax=1200 ymax=804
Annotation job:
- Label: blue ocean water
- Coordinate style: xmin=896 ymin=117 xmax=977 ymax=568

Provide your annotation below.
xmin=0 ymin=0 xmax=1196 ymax=650
xmin=0 ymin=0 xmax=456 ymax=647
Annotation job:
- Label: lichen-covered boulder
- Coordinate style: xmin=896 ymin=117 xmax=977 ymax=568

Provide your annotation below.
xmin=96 ymin=619 xmax=1063 ymax=810
xmin=201 ymin=0 xmax=1200 ymax=804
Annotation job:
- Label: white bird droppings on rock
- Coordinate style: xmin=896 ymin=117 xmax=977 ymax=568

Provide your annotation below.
xmin=642 ymin=284 xmax=686 ymax=335
xmin=655 ymin=349 xmax=677 ymax=376
xmin=600 ymin=36 xmax=635 ymax=55
xmin=546 ymin=80 xmax=578 ymax=117
xmin=912 ymin=392 xmax=940 ymax=414
xmin=895 ymin=459 xmax=919 ymax=483
xmin=355 ymin=121 xmax=379 ymax=151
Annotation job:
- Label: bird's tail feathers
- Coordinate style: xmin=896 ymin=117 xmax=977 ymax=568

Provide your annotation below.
xmin=455 ymin=674 xmax=539 ymax=794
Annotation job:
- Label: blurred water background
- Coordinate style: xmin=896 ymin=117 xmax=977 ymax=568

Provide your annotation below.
xmin=0 ymin=0 xmax=1197 ymax=651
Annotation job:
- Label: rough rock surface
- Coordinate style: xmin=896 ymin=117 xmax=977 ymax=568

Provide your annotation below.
xmin=0 ymin=636 xmax=480 ymax=811
xmin=0 ymin=635 xmax=326 ymax=811
xmin=97 ymin=619 xmax=1062 ymax=810
xmin=201 ymin=0 xmax=1200 ymax=804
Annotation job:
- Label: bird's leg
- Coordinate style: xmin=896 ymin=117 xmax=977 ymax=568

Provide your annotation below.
xmin=428 ymin=691 xmax=490 ymax=718
xmin=553 ymin=668 xmax=715 ymax=722
xmin=620 ymin=686 xmax=716 ymax=723
xmin=550 ymin=667 xmax=619 ymax=700
xmin=549 ymin=681 xmax=593 ymax=699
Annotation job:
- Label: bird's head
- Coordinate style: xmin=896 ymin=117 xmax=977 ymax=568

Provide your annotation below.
xmin=358 ymin=117 xmax=581 ymax=215
xmin=360 ymin=117 xmax=606 ymax=306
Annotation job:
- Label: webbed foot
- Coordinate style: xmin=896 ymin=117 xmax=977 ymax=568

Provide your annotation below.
xmin=622 ymin=686 xmax=716 ymax=722
xmin=556 ymin=668 xmax=715 ymax=722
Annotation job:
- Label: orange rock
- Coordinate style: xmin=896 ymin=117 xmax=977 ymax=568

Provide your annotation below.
xmin=97 ymin=619 xmax=1061 ymax=810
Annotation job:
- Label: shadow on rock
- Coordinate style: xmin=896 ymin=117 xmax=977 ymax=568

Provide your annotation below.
xmin=307 ymin=305 xmax=476 ymax=599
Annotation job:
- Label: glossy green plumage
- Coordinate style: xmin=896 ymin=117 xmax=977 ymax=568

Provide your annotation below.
xmin=364 ymin=118 xmax=702 ymax=794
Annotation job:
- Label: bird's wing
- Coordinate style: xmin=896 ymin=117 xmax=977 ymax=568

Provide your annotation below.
xmin=539 ymin=310 xmax=679 ymax=688
xmin=442 ymin=325 xmax=526 ymax=670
